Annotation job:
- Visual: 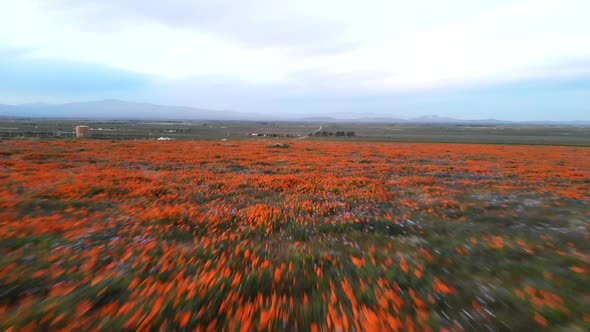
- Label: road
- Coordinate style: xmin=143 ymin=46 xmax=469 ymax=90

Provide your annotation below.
xmin=295 ymin=124 xmax=322 ymax=140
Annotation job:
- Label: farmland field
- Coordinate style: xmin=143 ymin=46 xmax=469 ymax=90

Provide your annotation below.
xmin=1 ymin=118 xmax=590 ymax=146
xmin=1 ymin=139 xmax=589 ymax=331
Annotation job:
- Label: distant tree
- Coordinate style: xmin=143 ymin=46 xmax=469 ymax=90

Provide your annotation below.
xmin=346 ymin=131 xmax=355 ymax=137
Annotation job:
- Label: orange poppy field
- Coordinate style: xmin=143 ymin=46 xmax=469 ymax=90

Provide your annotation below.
xmin=1 ymin=139 xmax=589 ymax=331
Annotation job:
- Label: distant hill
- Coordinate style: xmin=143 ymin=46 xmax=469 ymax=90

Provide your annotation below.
xmin=1 ymin=100 xmax=588 ymax=125
xmin=298 ymin=114 xmax=511 ymax=124
xmin=0 ymin=100 xmax=261 ymax=121
xmin=407 ymin=115 xmax=511 ymax=124
xmin=299 ymin=116 xmax=339 ymax=122
xmin=298 ymin=114 xmax=589 ymax=125
xmin=0 ymin=104 xmax=17 ymax=113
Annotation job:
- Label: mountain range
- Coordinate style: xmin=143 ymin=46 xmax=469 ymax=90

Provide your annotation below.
xmin=1 ymin=100 xmax=588 ymax=125
xmin=0 ymin=100 xmax=259 ymax=121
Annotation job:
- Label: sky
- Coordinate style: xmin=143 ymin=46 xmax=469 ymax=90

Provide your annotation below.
xmin=1 ymin=0 xmax=589 ymax=120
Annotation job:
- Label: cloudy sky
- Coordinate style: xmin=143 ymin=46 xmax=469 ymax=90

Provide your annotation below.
xmin=1 ymin=0 xmax=589 ymax=120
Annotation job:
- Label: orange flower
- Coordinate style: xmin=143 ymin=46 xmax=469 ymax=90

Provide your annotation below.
xmin=570 ymin=266 xmax=587 ymax=273
xmin=472 ymin=300 xmax=481 ymax=311
xmin=534 ymin=313 xmax=548 ymax=327
xmin=400 ymin=257 xmax=408 ymax=273
xmin=351 ymin=256 xmax=365 ymax=268
xmin=180 ymin=312 xmax=191 ymax=327
xmin=414 ymin=269 xmax=423 ymax=278
xmin=258 ymin=309 xmax=271 ymax=331
xmin=310 ymin=322 xmax=319 ymax=332
xmin=433 ymin=278 xmax=452 ymax=294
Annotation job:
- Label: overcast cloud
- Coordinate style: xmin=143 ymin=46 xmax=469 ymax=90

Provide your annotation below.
xmin=1 ymin=0 xmax=589 ymax=120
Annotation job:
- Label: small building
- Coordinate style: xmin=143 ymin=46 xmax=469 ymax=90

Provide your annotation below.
xmin=75 ymin=125 xmax=90 ymax=138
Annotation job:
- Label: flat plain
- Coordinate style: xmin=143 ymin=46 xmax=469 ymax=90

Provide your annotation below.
xmin=1 ymin=118 xmax=590 ymax=146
